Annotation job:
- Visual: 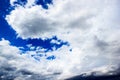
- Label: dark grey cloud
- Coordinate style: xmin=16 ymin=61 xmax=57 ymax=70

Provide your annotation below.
xmin=66 ymin=73 xmax=120 ymax=80
xmin=94 ymin=36 xmax=120 ymax=61
xmin=0 ymin=64 xmax=56 ymax=80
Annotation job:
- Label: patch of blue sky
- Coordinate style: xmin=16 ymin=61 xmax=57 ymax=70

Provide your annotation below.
xmin=0 ymin=0 xmax=14 ymax=21
xmin=35 ymin=0 xmax=53 ymax=9
xmin=0 ymin=0 xmax=53 ymax=17
xmin=31 ymin=54 xmax=43 ymax=61
xmin=11 ymin=0 xmax=53 ymax=9
xmin=46 ymin=55 xmax=56 ymax=60
xmin=12 ymin=0 xmax=27 ymax=6
xmin=69 ymin=48 xmax=72 ymax=52
xmin=30 ymin=52 xmax=56 ymax=61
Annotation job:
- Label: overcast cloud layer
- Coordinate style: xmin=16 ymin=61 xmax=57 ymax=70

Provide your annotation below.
xmin=1 ymin=0 xmax=120 ymax=79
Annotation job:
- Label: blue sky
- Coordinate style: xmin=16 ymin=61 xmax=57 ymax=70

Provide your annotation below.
xmin=0 ymin=0 xmax=120 ymax=80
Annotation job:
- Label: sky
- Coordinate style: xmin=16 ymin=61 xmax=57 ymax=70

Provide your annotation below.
xmin=0 ymin=0 xmax=120 ymax=80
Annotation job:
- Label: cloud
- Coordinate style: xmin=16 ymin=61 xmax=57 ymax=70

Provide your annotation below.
xmin=0 ymin=39 xmax=57 ymax=80
xmin=0 ymin=37 xmax=120 ymax=80
xmin=3 ymin=0 xmax=120 ymax=79
xmin=6 ymin=0 xmax=108 ymax=39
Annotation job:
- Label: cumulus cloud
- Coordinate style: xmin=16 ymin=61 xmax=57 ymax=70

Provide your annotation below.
xmin=6 ymin=0 xmax=109 ymax=39
xmin=3 ymin=0 xmax=120 ymax=79
xmin=0 ymin=39 xmax=58 ymax=80
xmin=0 ymin=37 xmax=120 ymax=79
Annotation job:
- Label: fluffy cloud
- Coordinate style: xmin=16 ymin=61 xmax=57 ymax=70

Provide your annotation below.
xmin=6 ymin=0 xmax=110 ymax=39
xmin=3 ymin=0 xmax=120 ymax=79
xmin=0 ymin=39 xmax=57 ymax=80
xmin=0 ymin=38 xmax=120 ymax=80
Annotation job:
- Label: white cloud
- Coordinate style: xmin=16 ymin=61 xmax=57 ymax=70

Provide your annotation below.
xmin=3 ymin=0 xmax=120 ymax=79
xmin=6 ymin=0 xmax=109 ymax=39
xmin=0 ymin=38 xmax=120 ymax=79
xmin=10 ymin=0 xmax=17 ymax=5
